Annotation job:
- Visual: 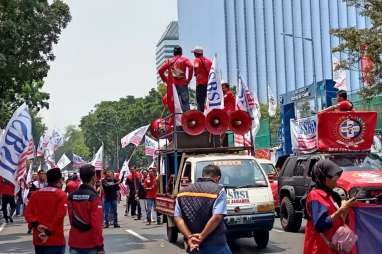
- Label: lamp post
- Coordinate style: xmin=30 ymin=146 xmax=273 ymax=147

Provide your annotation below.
xmin=98 ymin=119 xmax=120 ymax=169
xmin=281 ymin=33 xmax=317 ymax=113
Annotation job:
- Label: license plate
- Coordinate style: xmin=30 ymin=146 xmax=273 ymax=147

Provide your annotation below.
xmin=226 ymin=215 xmax=256 ymax=225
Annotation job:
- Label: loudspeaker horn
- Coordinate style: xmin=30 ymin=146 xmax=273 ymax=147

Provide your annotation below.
xmin=181 ymin=110 xmax=206 ymax=136
xmin=228 ymin=110 xmax=252 ymax=135
xmin=206 ymin=109 xmax=229 ymax=135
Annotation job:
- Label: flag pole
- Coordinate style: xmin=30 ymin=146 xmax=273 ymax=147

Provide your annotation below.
xmin=267 ymin=85 xmax=272 ymax=148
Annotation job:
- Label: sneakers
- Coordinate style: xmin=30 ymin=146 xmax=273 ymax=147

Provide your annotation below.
xmin=114 ymin=224 xmax=121 ymax=228
xmin=9 ymin=217 xmax=13 ymax=223
xmin=104 ymin=224 xmax=109 ymax=228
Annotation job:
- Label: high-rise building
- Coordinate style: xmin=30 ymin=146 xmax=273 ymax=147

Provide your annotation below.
xmin=156 ymin=21 xmax=179 ymax=84
xmin=177 ymin=0 xmax=371 ymax=101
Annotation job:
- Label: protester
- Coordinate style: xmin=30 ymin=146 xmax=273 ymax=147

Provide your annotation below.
xmin=222 ymin=82 xmax=236 ymax=113
xmin=303 ymin=160 xmax=356 ymax=254
xmin=158 ymin=45 xmax=193 ymax=112
xmin=144 ymin=168 xmax=158 ymax=225
xmin=126 ymin=167 xmax=142 ymax=220
xmin=0 ymin=177 xmax=16 ymax=223
xmin=67 ymin=164 xmax=104 ymax=254
xmin=25 ymin=168 xmax=67 ymax=254
xmin=65 ymin=173 xmax=81 ymax=194
xmin=192 ymin=46 xmax=212 ymax=112
xmin=174 ymin=164 xmax=231 ymax=254
xmin=31 ymin=170 xmax=48 ymax=191
xmin=101 ymin=170 xmax=120 ymax=228
xmin=321 ymin=90 xmax=354 ymax=112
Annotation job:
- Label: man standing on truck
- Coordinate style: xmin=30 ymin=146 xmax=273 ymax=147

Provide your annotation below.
xmin=174 ymin=165 xmax=231 ymax=254
xmin=222 ymin=82 xmax=236 ymax=113
xmin=158 ymin=45 xmax=193 ymax=112
xmin=321 ymin=90 xmax=354 ymax=112
xmin=192 ymin=46 xmax=212 ymax=112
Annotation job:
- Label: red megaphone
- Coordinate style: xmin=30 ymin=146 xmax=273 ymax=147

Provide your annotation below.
xmin=181 ymin=110 xmax=206 ymax=136
xmin=150 ymin=118 xmax=171 ymax=140
xmin=229 ymin=110 xmax=252 ymax=135
xmin=206 ymin=109 xmax=229 ymax=135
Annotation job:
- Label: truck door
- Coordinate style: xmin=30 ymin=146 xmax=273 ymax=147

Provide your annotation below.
xmin=305 ymin=157 xmax=319 ymax=188
xmin=174 ymin=161 xmax=192 ymax=194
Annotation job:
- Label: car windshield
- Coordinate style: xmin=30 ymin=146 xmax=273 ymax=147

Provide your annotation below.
xmin=325 ymin=153 xmax=382 ymax=171
xmin=195 ymin=159 xmax=268 ymax=188
xmin=260 ymin=163 xmax=276 ymax=175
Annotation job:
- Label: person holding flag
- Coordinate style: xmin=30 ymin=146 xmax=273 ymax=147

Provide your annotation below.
xmin=222 ymin=82 xmax=236 ymax=113
xmin=158 ymin=45 xmax=193 ymax=112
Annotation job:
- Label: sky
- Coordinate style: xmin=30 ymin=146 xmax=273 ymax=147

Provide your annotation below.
xmin=41 ymin=0 xmax=177 ymax=132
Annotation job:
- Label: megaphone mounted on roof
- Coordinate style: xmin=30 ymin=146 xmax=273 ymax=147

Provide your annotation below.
xmin=181 ymin=110 xmax=206 ymax=136
xmin=229 ymin=110 xmax=252 ymax=135
xmin=205 ymin=109 xmax=229 ymax=135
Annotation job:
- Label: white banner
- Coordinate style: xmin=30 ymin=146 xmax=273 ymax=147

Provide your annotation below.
xmin=0 ymin=103 xmax=33 ymax=186
xmin=332 ymin=56 xmax=347 ymax=91
xmin=290 ymin=115 xmax=318 ymax=153
xmin=121 ymin=125 xmax=149 ymax=148
xmin=91 ymin=145 xmax=103 ymax=170
xmin=144 ymin=135 xmax=159 ymax=157
xmin=57 ymin=153 xmax=71 ymax=169
xmin=204 ymin=54 xmax=224 ymax=114
xmin=268 ymin=85 xmax=277 ymax=117
xmin=172 ymin=83 xmax=183 ymax=126
xmin=72 ymin=153 xmax=87 ymax=168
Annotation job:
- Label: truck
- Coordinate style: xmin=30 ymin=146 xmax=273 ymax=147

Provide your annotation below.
xmin=155 ymin=129 xmax=275 ymax=248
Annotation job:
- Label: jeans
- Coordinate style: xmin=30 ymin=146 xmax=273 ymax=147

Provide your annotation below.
xmin=16 ymin=197 xmax=23 ymax=216
xmin=175 ymin=85 xmax=190 ymax=112
xmin=34 ymin=245 xmax=65 ymax=254
xmin=2 ymin=195 xmax=16 ymax=220
xmin=196 ymin=85 xmax=207 ymax=112
xmin=129 ymin=195 xmax=141 ymax=218
xmin=104 ymin=199 xmax=118 ymax=225
xmin=69 ymin=248 xmax=97 ymax=254
xmin=190 ymin=243 xmax=232 ymax=254
xmin=145 ymin=199 xmax=156 ymax=222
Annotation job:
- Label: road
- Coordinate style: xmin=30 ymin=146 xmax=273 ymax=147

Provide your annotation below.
xmin=0 ymin=204 xmax=305 ymax=254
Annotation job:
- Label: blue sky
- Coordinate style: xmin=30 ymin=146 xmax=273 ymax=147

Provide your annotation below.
xmin=41 ymin=0 xmax=177 ymax=131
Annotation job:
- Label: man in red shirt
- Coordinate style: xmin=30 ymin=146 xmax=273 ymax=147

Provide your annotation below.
xmin=158 ymin=46 xmax=193 ymax=112
xmin=0 ymin=177 xmax=16 ymax=223
xmin=68 ymin=164 xmax=104 ymax=254
xmin=144 ymin=168 xmax=158 ymax=225
xmin=321 ymin=90 xmax=354 ymax=112
xmin=25 ymin=168 xmax=67 ymax=254
xmin=192 ymin=46 xmax=212 ymax=112
xmin=65 ymin=173 xmax=81 ymax=194
xmin=222 ymin=82 xmax=236 ymax=113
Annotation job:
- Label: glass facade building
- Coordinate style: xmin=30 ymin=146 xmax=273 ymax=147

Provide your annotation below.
xmin=178 ymin=0 xmax=371 ymax=101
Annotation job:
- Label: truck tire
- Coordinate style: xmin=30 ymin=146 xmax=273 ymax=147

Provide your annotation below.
xmin=280 ymin=196 xmax=302 ymax=232
xmin=254 ymin=230 xmax=269 ymax=248
xmin=166 ymin=222 xmax=178 ymax=243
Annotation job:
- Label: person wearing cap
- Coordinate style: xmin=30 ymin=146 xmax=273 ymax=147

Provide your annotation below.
xmin=191 ymin=46 xmax=212 ymax=112
xmin=304 ymin=160 xmax=356 ymax=254
xmin=321 ymin=90 xmax=354 ymax=112
xmin=25 ymin=168 xmax=67 ymax=254
xmin=158 ymin=45 xmax=194 ymax=112
xmin=68 ymin=164 xmax=104 ymax=254
xmin=222 ymin=82 xmax=236 ymax=113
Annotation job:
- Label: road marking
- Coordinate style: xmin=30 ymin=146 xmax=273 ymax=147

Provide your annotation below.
xmin=0 ymin=223 xmax=6 ymax=233
xmin=125 ymin=229 xmax=149 ymax=241
xmin=272 ymin=228 xmax=284 ymax=233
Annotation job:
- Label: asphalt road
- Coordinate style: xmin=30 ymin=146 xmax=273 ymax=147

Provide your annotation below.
xmin=0 ymin=204 xmax=305 ymax=254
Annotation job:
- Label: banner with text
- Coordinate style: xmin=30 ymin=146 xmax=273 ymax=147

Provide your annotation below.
xmin=290 ymin=115 xmax=318 ymax=153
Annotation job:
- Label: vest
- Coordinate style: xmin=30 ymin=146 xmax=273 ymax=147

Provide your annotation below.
xmin=177 ymin=179 xmax=226 ymax=246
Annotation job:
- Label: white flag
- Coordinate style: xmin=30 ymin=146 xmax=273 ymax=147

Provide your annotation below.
xmin=172 ymin=83 xmax=183 ymax=126
xmin=57 ymin=154 xmax=71 ymax=169
xmin=26 ymin=162 xmax=33 ymax=184
xmin=50 ymin=129 xmax=64 ymax=151
xmin=91 ymin=145 xmax=103 ymax=170
xmin=120 ymin=125 xmax=149 ymax=148
xmin=72 ymin=153 xmax=87 ymax=168
xmin=0 ymin=103 xmax=33 ymax=186
xmin=204 ymin=54 xmax=224 ymax=115
xmin=144 ymin=135 xmax=159 ymax=157
xmin=268 ymin=85 xmax=277 ymax=117
xmin=332 ymin=57 xmax=347 ymax=91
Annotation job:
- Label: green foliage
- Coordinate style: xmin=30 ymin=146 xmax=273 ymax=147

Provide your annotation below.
xmin=0 ymin=0 xmax=71 ymax=126
xmin=31 ymin=111 xmax=47 ymax=147
xmin=331 ymin=0 xmax=382 ymax=101
xmin=56 ymin=125 xmax=91 ymax=162
xmin=80 ymin=88 xmax=164 ymax=169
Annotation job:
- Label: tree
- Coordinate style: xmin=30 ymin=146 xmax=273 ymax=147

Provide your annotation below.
xmin=331 ymin=0 xmax=382 ymax=102
xmin=55 ymin=125 xmax=91 ymax=162
xmin=31 ymin=111 xmax=47 ymax=147
xmin=0 ymin=0 xmax=71 ymax=126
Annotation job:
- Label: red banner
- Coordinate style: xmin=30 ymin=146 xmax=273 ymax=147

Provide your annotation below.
xmin=317 ymin=111 xmax=377 ymax=152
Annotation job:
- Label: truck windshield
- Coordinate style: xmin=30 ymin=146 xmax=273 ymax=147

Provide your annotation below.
xmin=325 ymin=153 xmax=382 ymax=171
xmin=195 ymin=159 xmax=268 ymax=188
xmin=260 ymin=163 xmax=276 ymax=175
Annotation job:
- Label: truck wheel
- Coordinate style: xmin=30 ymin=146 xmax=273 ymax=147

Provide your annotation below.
xmin=254 ymin=230 xmax=269 ymax=248
xmin=280 ymin=196 xmax=302 ymax=232
xmin=166 ymin=222 xmax=178 ymax=243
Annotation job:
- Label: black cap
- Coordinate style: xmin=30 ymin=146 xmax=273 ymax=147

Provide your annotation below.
xmin=47 ymin=168 xmax=62 ymax=184
xmin=174 ymin=46 xmax=182 ymax=55
xmin=313 ymin=160 xmax=343 ymax=180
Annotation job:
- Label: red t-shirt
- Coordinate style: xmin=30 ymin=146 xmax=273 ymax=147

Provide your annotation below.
xmin=224 ymin=90 xmax=236 ymax=113
xmin=65 ymin=180 xmax=80 ymax=194
xmin=194 ymin=56 xmax=212 ymax=85
xmin=159 ymin=55 xmax=193 ymax=86
xmin=0 ymin=177 xmax=15 ymax=196
xmin=144 ymin=176 xmax=157 ymax=199
xmin=337 ymin=100 xmax=353 ymax=111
